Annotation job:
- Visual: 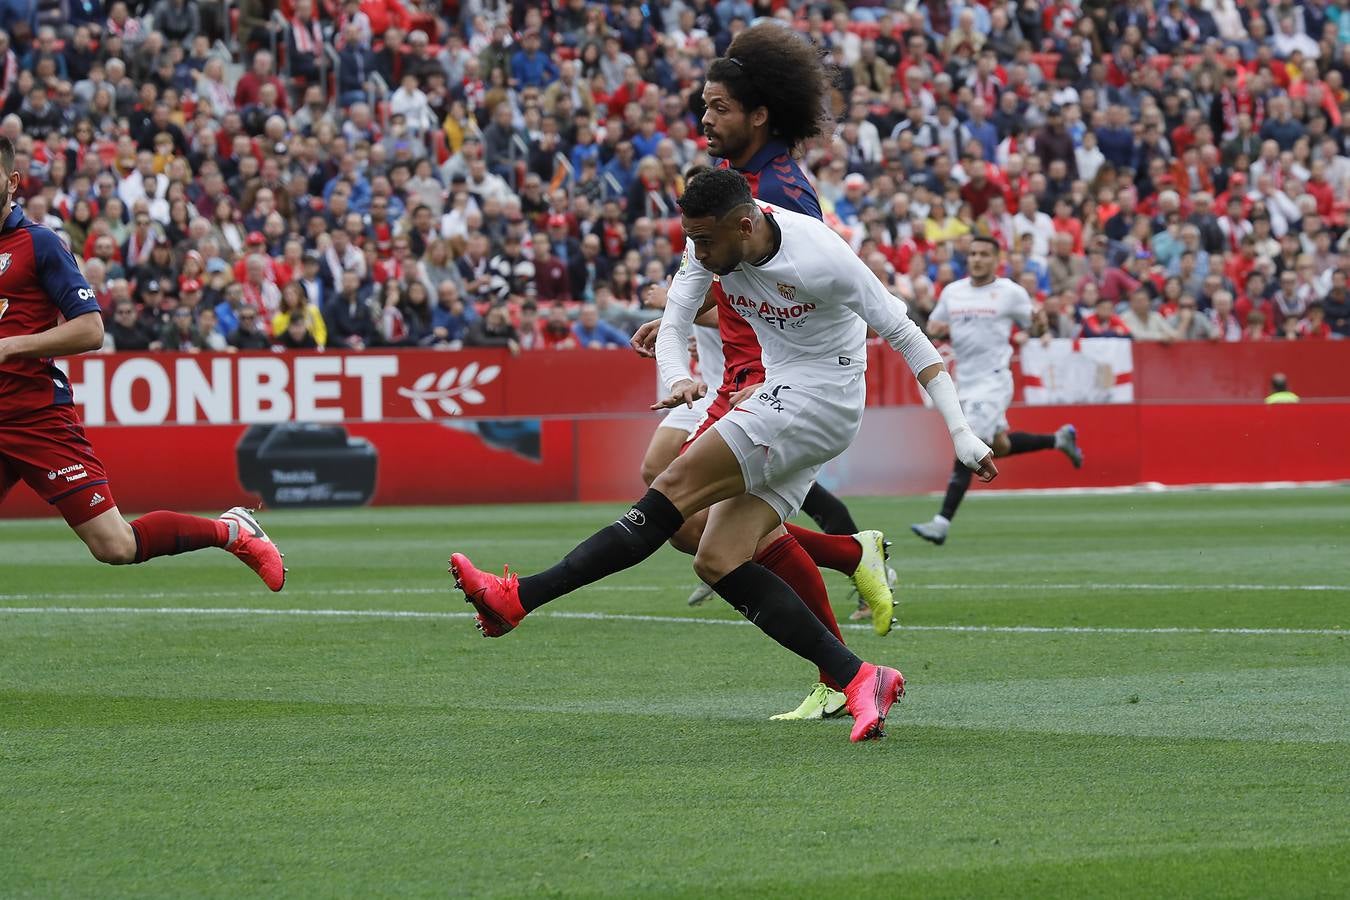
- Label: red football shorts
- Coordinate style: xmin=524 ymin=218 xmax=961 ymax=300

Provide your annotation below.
xmin=0 ymin=405 xmax=116 ymax=526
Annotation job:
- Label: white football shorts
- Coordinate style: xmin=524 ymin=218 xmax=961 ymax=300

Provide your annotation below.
xmin=957 ymin=370 xmax=1013 ymax=443
xmin=712 ymin=370 xmax=866 ymax=522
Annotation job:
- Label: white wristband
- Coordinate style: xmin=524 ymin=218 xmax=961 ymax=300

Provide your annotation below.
xmin=923 ymin=370 xmax=968 ymax=436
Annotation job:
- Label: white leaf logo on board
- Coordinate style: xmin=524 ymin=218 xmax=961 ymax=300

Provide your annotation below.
xmin=396 ymin=364 xmax=501 ymax=419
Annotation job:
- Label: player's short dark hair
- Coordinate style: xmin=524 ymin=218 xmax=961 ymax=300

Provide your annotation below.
xmin=970 ymin=234 xmax=1001 ymax=252
xmin=678 ymin=168 xmax=752 ymax=220
xmin=0 ymin=136 xmax=13 ymax=177
xmin=706 ymin=23 xmax=835 ymax=151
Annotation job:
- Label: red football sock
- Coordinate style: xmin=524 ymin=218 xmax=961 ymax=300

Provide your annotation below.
xmin=784 ymin=522 xmax=862 ymax=575
xmin=131 ymin=511 xmax=230 ymax=563
xmin=755 ymin=534 xmax=845 ymax=689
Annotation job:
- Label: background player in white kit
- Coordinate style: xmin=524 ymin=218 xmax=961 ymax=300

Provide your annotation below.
xmin=911 ymin=235 xmax=1084 ymax=546
xmin=450 ymin=169 xmax=996 ymax=742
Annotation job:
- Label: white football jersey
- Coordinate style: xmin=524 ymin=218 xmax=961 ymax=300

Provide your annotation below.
xmin=657 ymin=204 xmax=940 ymax=391
xmin=929 ymin=276 xmax=1033 ymax=380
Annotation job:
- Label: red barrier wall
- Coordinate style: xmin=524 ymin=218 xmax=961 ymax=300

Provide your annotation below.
xmin=1131 ymin=342 xmax=1350 ymax=401
xmin=2 ymin=402 xmax=1342 ymax=517
xmin=3 ymin=345 xmax=1347 ymax=518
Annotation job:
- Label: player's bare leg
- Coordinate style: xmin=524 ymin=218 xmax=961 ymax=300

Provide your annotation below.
xmin=73 ymin=505 xmax=287 ymax=590
xmin=73 ymin=508 xmax=139 ymax=564
xmin=640 ymin=427 xmax=690 ymax=488
xmin=640 ymin=426 xmax=721 ymax=606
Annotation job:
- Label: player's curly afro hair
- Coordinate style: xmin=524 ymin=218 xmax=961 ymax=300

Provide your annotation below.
xmin=705 ymin=23 xmax=836 ymax=152
xmin=678 ymin=168 xmax=753 ymax=220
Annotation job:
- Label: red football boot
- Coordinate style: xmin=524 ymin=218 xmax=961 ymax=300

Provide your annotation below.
xmin=219 ymin=507 xmax=287 ymax=592
xmin=843 ymin=662 xmax=906 ymax=742
xmin=449 ymin=552 xmax=527 ymax=637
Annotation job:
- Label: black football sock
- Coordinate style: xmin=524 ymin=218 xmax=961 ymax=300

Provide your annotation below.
xmin=940 ymin=458 xmax=973 ymax=521
xmin=1006 ymin=432 xmax=1056 ymax=455
xmin=711 ymin=562 xmax=863 ymax=688
xmin=800 ymin=483 xmax=859 ymax=535
xmin=517 ymin=489 xmax=684 ymax=611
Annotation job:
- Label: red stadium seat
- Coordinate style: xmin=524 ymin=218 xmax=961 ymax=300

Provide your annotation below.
xmin=1032 ymin=52 xmax=1061 ymax=81
xmin=1150 ymin=54 xmax=1174 ymax=72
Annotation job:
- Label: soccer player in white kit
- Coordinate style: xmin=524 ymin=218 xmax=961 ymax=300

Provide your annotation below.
xmin=449 ymin=170 xmax=995 ymax=742
xmin=910 ymin=235 xmax=1084 ymax=546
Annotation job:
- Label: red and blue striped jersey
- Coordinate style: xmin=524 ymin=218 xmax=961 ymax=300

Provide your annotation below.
xmin=713 ymin=142 xmax=822 ymax=391
xmin=0 ymin=204 xmax=101 ymax=420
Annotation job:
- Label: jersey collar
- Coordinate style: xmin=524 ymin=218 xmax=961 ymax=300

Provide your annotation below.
xmin=1 ymin=203 xmax=25 ymax=233
xmin=738 ymin=140 xmax=792 ymax=175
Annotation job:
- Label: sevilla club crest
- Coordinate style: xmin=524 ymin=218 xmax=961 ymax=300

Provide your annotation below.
xmin=0 ymin=253 xmax=11 ymax=276
xmin=776 ymin=282 xmax=796 ymax=301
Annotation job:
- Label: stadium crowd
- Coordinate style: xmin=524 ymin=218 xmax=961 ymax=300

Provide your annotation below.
xmin=7 ymin=0 xmax=1350 ymax=356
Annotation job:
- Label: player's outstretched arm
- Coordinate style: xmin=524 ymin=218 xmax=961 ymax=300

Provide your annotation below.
xmin=0 ymin=311 xmax=104 ymax=363
xmin=653 ymin=241 xmax=713 ymax=402
xmin=916 ymin=364 xmax=998 ymax=482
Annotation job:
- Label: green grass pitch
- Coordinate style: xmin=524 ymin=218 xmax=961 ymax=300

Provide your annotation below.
xmin=1 ymin=488 xmax=1347 ymax=897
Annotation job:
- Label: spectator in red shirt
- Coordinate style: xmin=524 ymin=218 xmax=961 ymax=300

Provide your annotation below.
xmin=234 ymin=50 xmax=289 ymax=114
xmin=1304 ymin=159 xmax=1338 ymax=223
xmin=539 ymin=304 xmax=578 ymax=349
xmin=959 ymin=160 xmax=1002 ymax=218
xmin=1051 ymin=197 xmax=1083 ymax=254
xmin=606 ymin=65 xmax=651 ymax=120
xmin=532 ymin=233 xmax=571 ymax=302
xmin=1079 ymin=296 xmax=1133 ymax=338
xmin=1090 ymin=250 xmax=1144 ymax=306
xmin=1298 ymin=303 xmax=1333 ymax=339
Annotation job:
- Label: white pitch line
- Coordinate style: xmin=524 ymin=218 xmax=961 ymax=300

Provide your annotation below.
xmin=0 ymin=606 xmax=1341 ymax=637
xmin=0 ymin=585 xmax=658 ymax=603
xmin=0 ymin=581 xmax=1341 ymax=605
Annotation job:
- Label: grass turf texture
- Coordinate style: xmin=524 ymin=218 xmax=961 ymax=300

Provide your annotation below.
xmin=1 ymin=488 xmax=1347 ymax=898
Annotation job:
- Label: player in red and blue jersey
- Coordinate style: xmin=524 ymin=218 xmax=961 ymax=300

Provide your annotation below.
xmin=0 ymin=137 xmax=286 ymax=589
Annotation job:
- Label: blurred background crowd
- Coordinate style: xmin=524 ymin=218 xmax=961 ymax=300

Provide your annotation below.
xmin=9 ymin=0 xmax=1350 ymax=355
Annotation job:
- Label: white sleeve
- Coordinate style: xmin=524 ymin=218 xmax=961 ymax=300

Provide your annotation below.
xmin=814 ymin=231 xmax=944 ymax=375
xmin=1009 ymin=282 xmax=1034 ymax=329
xmin=655 ymin=240 xmax=714 ymax=392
